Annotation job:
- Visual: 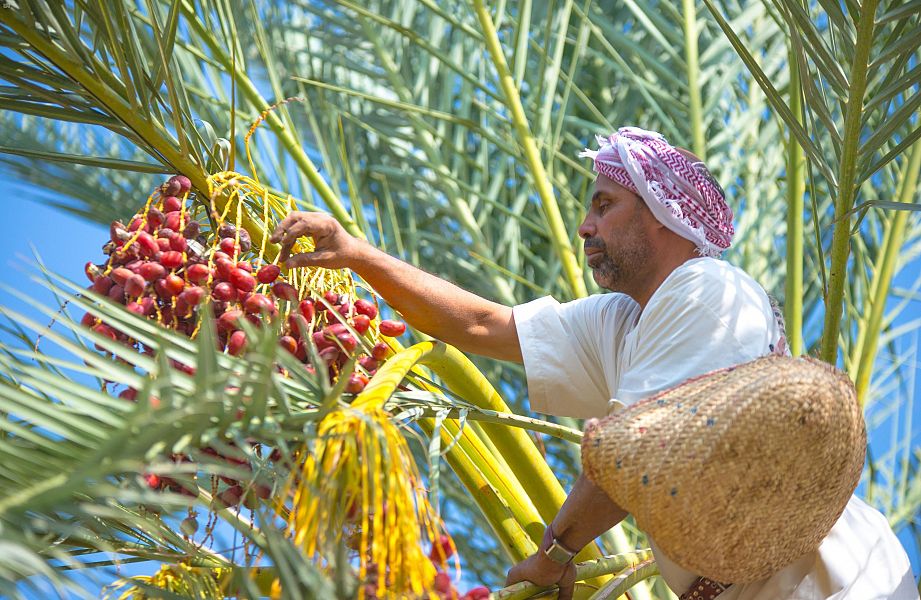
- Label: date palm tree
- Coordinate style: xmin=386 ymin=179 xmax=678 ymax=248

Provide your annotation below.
xmin=0 ymin=0 xmax=918 ymax=598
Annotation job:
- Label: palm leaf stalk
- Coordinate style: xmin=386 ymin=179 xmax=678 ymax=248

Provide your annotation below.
xmin=0 ymin=10 xmax=202 ymax=187
xmin=681 ymin=0 xmax=706 ymax=160
xmin=471 ymin=0 xmax=588 ymax=300
xmin=353 ymin=15 xmax=517 ymax=305
xmin=819 ymin=0 xmax=880 ymax=363
xmin=417 ymin=344 xmax=573 ymax=525
xmin=851 ymin=141 xmax=921 ymax=403
xmin=423 ymin=421 xmax=539 ymax=563
xmin=586 ymin=559 xmax=658 ymax=600
xmin=356 ymin=5 xmax=525 ymax=302
xmin=784 ymin=52 xmax=805 ymax=357
xmin=702 ymin=0 xmax=921 ymax=364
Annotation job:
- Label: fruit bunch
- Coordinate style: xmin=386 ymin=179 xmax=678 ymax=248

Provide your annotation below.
xmin=83 ymin=175 xmax=494 ymax=598
xmin=82 ymin=174 xmax=407 ymax=394
xmin=82 ymin=175 xmax=409 ymax=512
xmin=363 ymin=570 xmax=490 ymax=600
xmin=141 ymin=443 xmax=277 ymax=511
xmin=352 ymin=531 xmax=490 ymax=599
xmin=429 ymin=535 xmax=491 ymax=600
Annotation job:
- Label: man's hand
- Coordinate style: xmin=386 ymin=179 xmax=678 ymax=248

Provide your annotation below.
xmin=504 ymin=476 xmax=628 ymax=599
xmin=270 ymin=212 xmax=364 ymax=268
xmin=270 ymin=210 xmax=521 ymax=361
xmin=505 ymin=551 xmax=577 ymax=600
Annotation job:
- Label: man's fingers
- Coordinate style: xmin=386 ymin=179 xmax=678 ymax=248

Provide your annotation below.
xmin=557 ymin=564 xmax=577 ymax=600
xmin=504 ymin=569 xmax=517 ymax=587
xmin=275 ymin=219 xmax=324 ymax=263
xmin=558 ymin=583 xmax=575 ymax=600
xmin=269 ymin=212 xmax=303 ymax=243
xmin=270 ymin=212 xmax=330 ymax=245
xmin=278 ymin=240 xmax=295 ymax=264
xmin=277 ymin=234 xmax=306 ymax=264
xmin=273 ymin=220 xmax=315 ymax=251
xmin=286 ymin=251 xmax=327 ymax=269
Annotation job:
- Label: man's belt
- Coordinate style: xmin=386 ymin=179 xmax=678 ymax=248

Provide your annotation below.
xmin=679 ymin=576 xmax=732 ymax=600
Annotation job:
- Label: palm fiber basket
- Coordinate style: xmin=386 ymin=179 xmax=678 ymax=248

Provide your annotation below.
xmin=581 ymin=355 xmax=866 ymax=583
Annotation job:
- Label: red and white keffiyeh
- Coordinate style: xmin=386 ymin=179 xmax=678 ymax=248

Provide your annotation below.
xmin=579 ymin=127 xmax=734 ymax=257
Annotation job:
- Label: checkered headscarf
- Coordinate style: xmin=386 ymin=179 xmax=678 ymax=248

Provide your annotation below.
xmin=579 ymin=127 xmax=734 ymax=257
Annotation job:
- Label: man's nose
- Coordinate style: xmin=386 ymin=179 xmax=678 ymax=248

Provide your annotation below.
xmin=578 ymin=214 xmax=594 ymax=240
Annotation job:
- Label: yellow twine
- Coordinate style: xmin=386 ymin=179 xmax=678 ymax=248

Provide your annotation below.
xmin=104 ymin=563 xmax=228 ymax=600
xmin=283 ymin=400 xmax=445 ymax=598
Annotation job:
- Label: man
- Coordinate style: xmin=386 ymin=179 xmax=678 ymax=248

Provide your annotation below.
xmin=271 ymin=127 xmax=915 ymax=599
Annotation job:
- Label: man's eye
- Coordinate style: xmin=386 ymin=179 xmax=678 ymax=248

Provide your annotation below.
xmin=598 ymin=202 xmax=609 ymax=213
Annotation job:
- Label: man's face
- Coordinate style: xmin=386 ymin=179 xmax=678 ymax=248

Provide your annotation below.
xmin=578 ymin=174 xmax=654 ymax=293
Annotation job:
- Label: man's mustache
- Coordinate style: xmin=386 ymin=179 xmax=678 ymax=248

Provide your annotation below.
xmin=584 ymin=238 xmax=605 ymax=252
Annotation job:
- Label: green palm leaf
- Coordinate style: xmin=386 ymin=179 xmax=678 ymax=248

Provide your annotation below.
xmin=1 ymin=0 xmax=920 ymax=595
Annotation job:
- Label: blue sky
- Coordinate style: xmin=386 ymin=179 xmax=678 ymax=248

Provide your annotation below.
xmin=1 ymin=189 xmax=919 ymax=593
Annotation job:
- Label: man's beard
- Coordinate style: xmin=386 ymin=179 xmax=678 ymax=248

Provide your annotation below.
xmin=584 ymin=236 xmax=650 ymax=293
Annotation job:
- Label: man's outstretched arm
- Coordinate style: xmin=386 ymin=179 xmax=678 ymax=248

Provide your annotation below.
xmin=505 ymin=473 xmax=628 ymax=600
xmin=270 ymin=212 xmax=522 ymax=363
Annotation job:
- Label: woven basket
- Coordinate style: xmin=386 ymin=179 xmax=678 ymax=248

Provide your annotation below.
xmin=581 ymin=356 xmax=866 ymax=583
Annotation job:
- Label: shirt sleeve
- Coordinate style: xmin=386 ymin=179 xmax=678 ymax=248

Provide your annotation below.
xmin=513 ymin=295 xmax=617 ymax=418
xmin=616 ymin=272 xmax=776 ymax=405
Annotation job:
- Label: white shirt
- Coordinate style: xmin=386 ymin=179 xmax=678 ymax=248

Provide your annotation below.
xmin=513 ymin=257 xmax=917 ymax=599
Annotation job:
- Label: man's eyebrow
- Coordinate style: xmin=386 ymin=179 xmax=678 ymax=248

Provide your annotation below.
xmin=590 ymin=191 xmax=610 ymax=204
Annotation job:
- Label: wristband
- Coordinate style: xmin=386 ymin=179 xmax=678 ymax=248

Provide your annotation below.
xmin=543 ymin=524 xmax=577 ymax=565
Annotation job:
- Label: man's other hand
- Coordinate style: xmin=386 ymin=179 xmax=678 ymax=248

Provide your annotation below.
xmin=505 ymin=552 xmax=577 ymax=600
xmin=270 ymin=212 xmax=362 ymax=268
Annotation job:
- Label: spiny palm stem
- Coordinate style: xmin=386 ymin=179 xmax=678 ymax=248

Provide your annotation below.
xmin=682 ymin=0 xmax=706 ymax=160
xmin=819 ymin=0 xmax=879 ymax=364
xmin=852 ymin=141 xmax=921 ymax=403
xmin=785 ymin=51 xmax=806 ymax=356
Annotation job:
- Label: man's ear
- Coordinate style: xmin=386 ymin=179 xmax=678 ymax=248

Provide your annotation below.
xmin=638 ymin=201 xmax=666 ymax=231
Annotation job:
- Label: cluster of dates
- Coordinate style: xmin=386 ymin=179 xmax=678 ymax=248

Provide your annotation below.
xmin=429 ymin=535 xmax=491 ymax=600
xmin=358 ymin=535 xmax=490 ymax=600
xmin=141 ymin=443 xmax=277 ymax=512
xmin=81 ymin=176 xmax=493 ymax=597
xmin=82 ymin=175 xmax=407 ymax=394
xmin=82 ymin=176 xmax=408 ymax=512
